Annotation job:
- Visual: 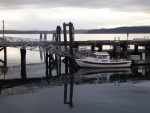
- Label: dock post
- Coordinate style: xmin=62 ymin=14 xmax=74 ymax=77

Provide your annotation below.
xmin=20 ymin=48 xmax=26 ymax=79
xmin=69 ymin=22 xmax=74 ymax=74
xmin=98 ymin=44 xmax=102 ymax=52
xmin=113 ymin=44 xmax=117 ymax=59
xmin=122 ymin=42 xmax=128 ymax=58
xmin=134 ymin=45 xmax=138 ymax=54
xmin=0 ymin=20 xmax=7 ymax=67
xmin=3 ymin=47 xmax=7 ymax=67
xmin=55 ymin=26 xmax=62 ymax=75
xmin=45 ymin=51 xmax=49 ymax=77
xmin=145 ymin=44 xmax=150 ymax=59
xmin=56 ymin=26 xmax=61 ymax=41
xmin=40 ymin=33 xmax=42 ymax=41
xmin=63 ymin=22 xmax=69 ymax=74
xmin=57 ymin=26 xmax=61 ymax=75
xmin=63 ymin=22 xmax=75 ymax=74
xmin=91 ymin=45 xmax=95 ymax=51
xmin=44 ymin=33 xmax=47 ymax=41
xmin=45 ymin=51 xmax=56 ymax=77
xmin=39 ymin=33 xmax=44 ymax=61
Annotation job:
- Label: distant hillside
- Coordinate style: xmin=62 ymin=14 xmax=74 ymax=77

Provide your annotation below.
xmin=0 ymin=29 xmax=88 ymax=34
xmin=87 ymin=26 xmax=150 ymax=34
xmin=0 ymin=30 xmax=54 ymax=34
xmin=0 ymin=26 xmax=150 ymax=34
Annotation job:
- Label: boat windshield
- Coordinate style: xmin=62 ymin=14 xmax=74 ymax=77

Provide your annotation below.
xmin=97 ymin=55 xmax=107 ymax=59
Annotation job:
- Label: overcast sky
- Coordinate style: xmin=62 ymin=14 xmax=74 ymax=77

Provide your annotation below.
xmin=0 ymin=0 xmax=150 ymax=30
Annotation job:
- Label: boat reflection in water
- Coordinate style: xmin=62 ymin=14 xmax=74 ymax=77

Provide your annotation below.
xmin=74 ymin=68 xmax=131 ymax=84
xmin=74 ymin=66 xmax=150 ymax=85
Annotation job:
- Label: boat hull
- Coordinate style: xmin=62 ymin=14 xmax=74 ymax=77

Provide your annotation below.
xmin=75 ymin=59 xmax=131 ymax=68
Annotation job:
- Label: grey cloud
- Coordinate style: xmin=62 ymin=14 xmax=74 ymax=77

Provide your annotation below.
xmin=0 ymin=0 xmax=150 ymax=12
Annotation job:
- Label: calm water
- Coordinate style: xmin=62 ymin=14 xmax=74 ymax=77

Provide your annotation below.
xmin=0 ymin=65 xmax=150 ymax=113
xmin=0 ymin=34 xmax=150 ymax=113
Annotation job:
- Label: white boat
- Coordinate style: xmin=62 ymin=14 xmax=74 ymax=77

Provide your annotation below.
xmin=75 ymin=52 xmax=131 ymax=68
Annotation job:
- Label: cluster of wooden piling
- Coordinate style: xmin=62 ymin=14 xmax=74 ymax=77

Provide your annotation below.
xmin=45 ymin=22 xmax=75 ymax=77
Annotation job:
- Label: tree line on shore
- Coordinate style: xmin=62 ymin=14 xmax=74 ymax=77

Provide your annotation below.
xmin=87 ymin=26 xmax=150 ymax=34
xmin=0 ymin=26 xmax=150 ymax=34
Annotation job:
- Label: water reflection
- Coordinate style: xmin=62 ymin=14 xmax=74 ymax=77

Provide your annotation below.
xmin=75 ymin=66 xmax=150 ymax=84
xmin=0 ymin=66 xmax=150 ymax=108
xmin=64 ymin=75 xmax=74 ymax=107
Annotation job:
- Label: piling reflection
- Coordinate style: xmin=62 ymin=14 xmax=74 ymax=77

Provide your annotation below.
xmin=0 ymin=66 xmax=150 ymax=108
xmin=64 ymin=74 xmax=74 ymax=107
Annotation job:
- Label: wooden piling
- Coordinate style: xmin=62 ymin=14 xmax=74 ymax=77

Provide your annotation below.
xmin=40 ymin=33 xmax=42 ymax=41
xmin=63 ymin=23 xmax=69 ymax=74
xmin=134 ymin=45 xmax=138 ymax=54
xmin=44 ymin=33 xmax=47 ymax=41
xmin=45 ymin=52 xmax=56 ymax=77
xmin=4 ymin=47 xmax=7 ymax=67
xmin=69 ymin=22 xmax=74 ymax=74
xmin=45 ymin=51 xmax=49 ymax=77
xmin=98 ymin=44 xmax=102 ymax=52
xmin=113 ymin=44 xmax=117 ymax=59
xmin=91 ymin=45 xmax=95 ymax=51
xmin=55 ymin=26 xmax=62 ymax=75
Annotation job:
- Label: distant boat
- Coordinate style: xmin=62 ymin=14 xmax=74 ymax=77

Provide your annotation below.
xmin=75 ymin=52 xmax=131 ymax=68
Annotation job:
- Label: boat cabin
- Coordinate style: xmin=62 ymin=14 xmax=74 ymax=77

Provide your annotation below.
xmin=92 ymin=52 xmax=110 ymax=62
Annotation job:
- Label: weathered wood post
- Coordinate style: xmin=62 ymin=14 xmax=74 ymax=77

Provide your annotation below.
xmin=145 ymin=42 xmax=150 ymax=59
xmin=39 ymin=33 xmax=44 ymax=61
xmin=40 ymin=33 xmax=42 ymax=41
xmin=3 ymin=20 xmax=7 ymax=67
xmin=20 ymin=48 xmax=26 ymax=79
xmin=45 ymin=51 xmax=49 ymax=77
xmin=69 ymin=22 xmax=74 ymax=74
xmin=63 ymin=22 xmax=69 ymax=74
xmin=113 ymin=44 xmax=117 ymax=59
xmin=91 ymin=45 xmax=95 ymax=51
xmin=0 ymin=20 xmax=7 ymax=67
xmin=98 ymin=44 xmax=102 ymax=52
xmin=122 ymin=42 xmax=128 ymax=58
xmin=62 ymin=22 xmax=75 ymax=74
xmin=3 ymin=47 xmax=7 ymax=67
xmin=44 ymin=33 xmax=47 ymax=41
xmin=55 ymin=26 xmax=61 ymax=76
xmin=58 ymin=26 xmax=62 ymax=75
xmin=134 ymin=45 xmax=138 ymax=54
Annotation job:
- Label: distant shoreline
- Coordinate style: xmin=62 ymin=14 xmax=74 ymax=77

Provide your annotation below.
xmin=0 ymin=26 xmax=150 ymax=34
